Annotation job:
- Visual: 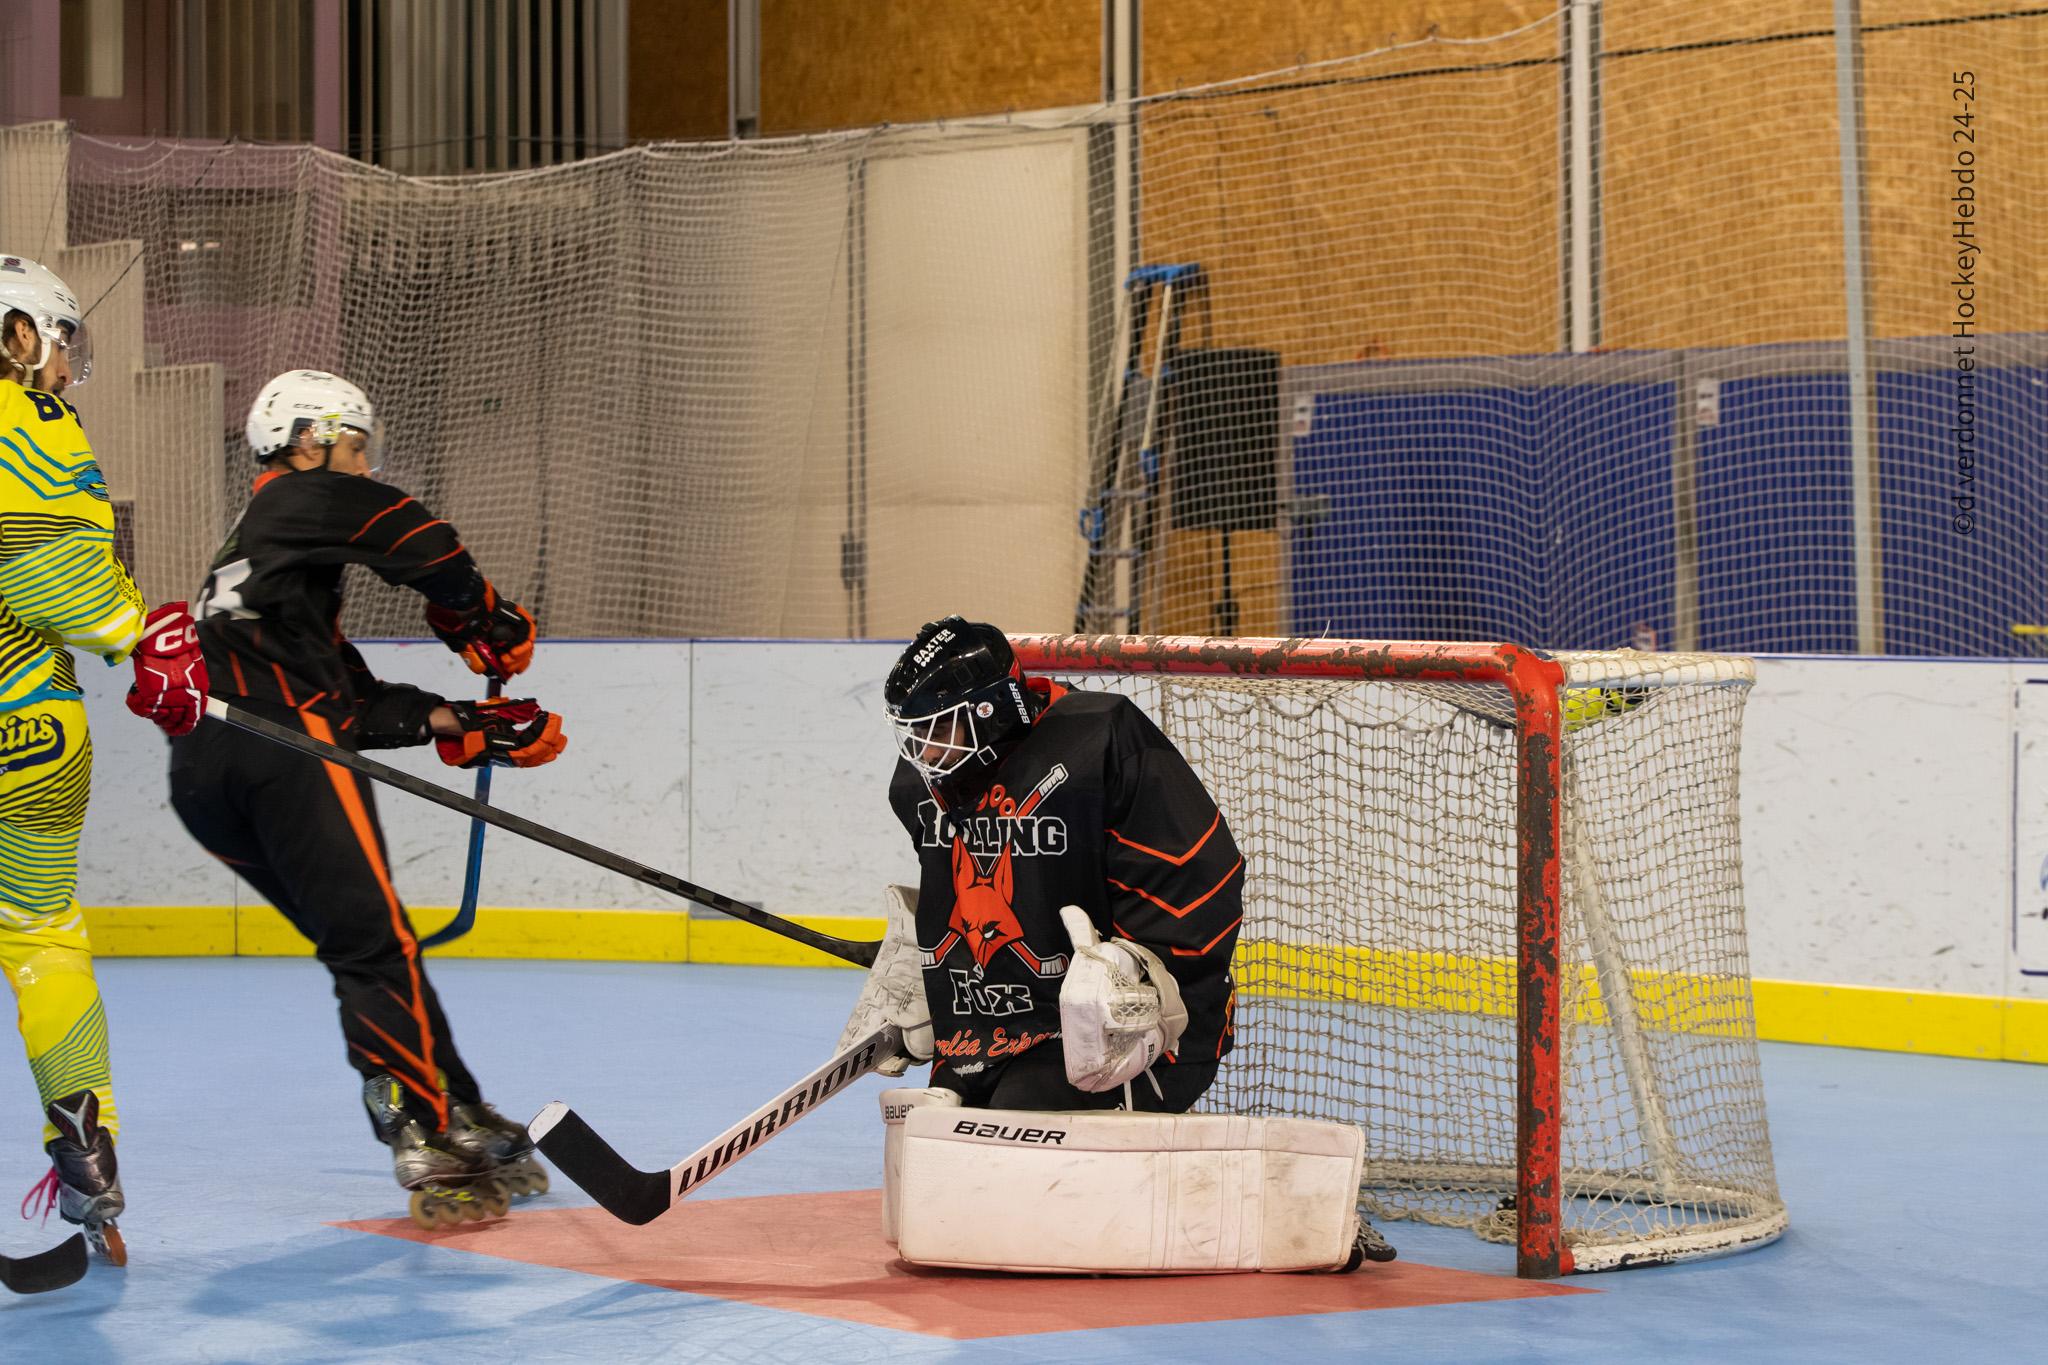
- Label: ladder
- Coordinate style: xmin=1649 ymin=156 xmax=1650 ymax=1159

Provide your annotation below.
xmin=1074 ymin=263 xmax=1209 ymax=633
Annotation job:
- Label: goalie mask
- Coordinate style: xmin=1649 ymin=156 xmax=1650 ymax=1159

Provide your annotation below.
xmin=886 ymin=617 xmax=1039 ymax=806
xmin=0 ymin=256 xmax=91 ymax=386
xmin=245 ymin=369 xmax=385 ymax=471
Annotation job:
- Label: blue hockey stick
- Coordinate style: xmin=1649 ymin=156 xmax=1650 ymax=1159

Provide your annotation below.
xmin=420 ymin=675 xmax=501 ymax=949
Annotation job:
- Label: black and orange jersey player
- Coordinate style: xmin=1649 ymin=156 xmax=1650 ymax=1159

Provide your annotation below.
xmin=855 ymin=616 xmax=1244 ymax=1113
xmin=166 ymin=369 xmax=565 ymax=1226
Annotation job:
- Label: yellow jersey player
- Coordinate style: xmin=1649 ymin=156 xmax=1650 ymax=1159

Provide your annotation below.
xmin=0 ymin=255 xmax=211 ymax=1266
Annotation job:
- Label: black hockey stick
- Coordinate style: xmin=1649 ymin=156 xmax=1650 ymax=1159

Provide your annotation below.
xmin=0 ymin=1233 xmax=88 ymax=1294
xmin=527 ymin=1024 xmax=901 ymax=1225
xmin=200 ymin=698 xmax=879 ymax=968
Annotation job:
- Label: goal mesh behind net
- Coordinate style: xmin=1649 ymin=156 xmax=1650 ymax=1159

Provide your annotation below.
xmin=4 ymin=4 xmax=2044 ymax=653
xmin=1024 ymin=637 xmax=1784 ymax=1274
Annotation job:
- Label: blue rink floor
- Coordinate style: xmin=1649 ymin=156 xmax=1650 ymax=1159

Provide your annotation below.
xmin=0 ymin=958 xmax=2040 ymax=1364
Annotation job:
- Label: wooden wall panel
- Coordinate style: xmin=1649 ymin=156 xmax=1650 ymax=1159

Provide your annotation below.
xmin=630 ymin=0 xmax=728 ymax=141
xmin=761 ymin=0 xmax=1098 ymax=135
xmin=1602 ymin=0 xmax=1833 ymax=52
xmin=1144 ymin=0 xmax=1556 ymax=93
xmin=1862 ymin=15 xmax=2048 ymax=338
xmin=1600 ymin=37 xmax=1846 ymax=348
xmin=1138 ymin=56 xmax=1560 ymax=365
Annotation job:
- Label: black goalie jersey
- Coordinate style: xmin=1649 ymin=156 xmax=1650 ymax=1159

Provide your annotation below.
xmin=890 ymin=680 xmax=1244 ymax=1089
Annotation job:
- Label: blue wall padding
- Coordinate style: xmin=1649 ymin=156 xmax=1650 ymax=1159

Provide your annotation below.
xmin=1287 ymin=353 xmax=2048 ymax=653
xmin=1291 ymin=380 xmax=1676 ymax=649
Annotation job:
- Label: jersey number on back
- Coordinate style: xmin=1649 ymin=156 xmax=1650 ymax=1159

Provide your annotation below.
xmin=195 ymin=557 xmax=258 ymax=621
xmin=26 ymin=391 xmax=79 ymax=424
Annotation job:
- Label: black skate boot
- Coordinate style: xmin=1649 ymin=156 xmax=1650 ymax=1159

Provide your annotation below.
xmin=444 ymin=1100 xmax=550 ymax=1200
xmin=361 ymin=1075 xmax=505 ymax=1230
xmin=40 ymin=1089 xmax=125 ymax=1265
xmin=1336 ymin=1215 xmax=1398 ymax=1271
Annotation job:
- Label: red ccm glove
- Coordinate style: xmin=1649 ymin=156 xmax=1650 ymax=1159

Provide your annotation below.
xmin=424 ymin=581 xmax=536 ymax=681
xmin=125 ymin=603 xmax=210 ymax=737
xmin=434 ymin=697 xmax=566 ymax=770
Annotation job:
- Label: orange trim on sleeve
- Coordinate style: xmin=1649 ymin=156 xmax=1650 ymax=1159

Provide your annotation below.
xmin=1107 ymin=810 xmax=1221 ymax=867
xmin=302 ymin=711 xmax=445 ymax=1131
xmin=416 ymin=545 xmax=467 ymax=570
xmin=227 ymin=650 xmax=248 ymax=696
xmin=1171 ymin=914 xmax=1243 ymax=958
xmin=347 ymin=496 xmax=415 ymax=544
xmin=385 ymin=519 xmax=448 ymax=554
xmin=270 ymin=663 xmax=296 ymax=708
xmin=1105 ymin=857 xmax=1243 ymax=920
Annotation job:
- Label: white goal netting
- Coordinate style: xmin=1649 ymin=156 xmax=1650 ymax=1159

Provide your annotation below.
xmin=3 ymin=3 xmax=2044 ymax=652
xmin=1033 ymin=641 xmax=1784 ymax=1272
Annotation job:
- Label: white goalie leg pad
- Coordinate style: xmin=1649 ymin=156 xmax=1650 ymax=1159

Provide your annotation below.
xmin=895 ymin=1107 xmax=1364 ymax=1274
xmin=879 ymin=1086 xmax=960 ymax=1246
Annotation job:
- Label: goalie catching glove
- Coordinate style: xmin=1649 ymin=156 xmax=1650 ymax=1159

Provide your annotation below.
xmin=837 ymin=885 xmax=935 ymax=1077
xmin=125 ymin=602 xmax=209 ymax=737
xmin=425 ymin=580 xmax=536 ymax=680
xmin=1058 ymin=905 xmax=1187 ymax=1093
xmin=434 ymin=697 xmax=566 ymax=769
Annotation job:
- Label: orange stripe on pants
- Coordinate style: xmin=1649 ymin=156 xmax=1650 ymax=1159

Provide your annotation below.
xmin=299 ymin=711 xmax=445 ymax=1131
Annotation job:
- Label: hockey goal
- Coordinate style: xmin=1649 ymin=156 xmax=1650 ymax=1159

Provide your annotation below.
xmin=1009 ymin=634 xmax=1786 ymax=1278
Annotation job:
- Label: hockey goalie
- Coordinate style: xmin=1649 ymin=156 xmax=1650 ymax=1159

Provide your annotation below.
xmin=839 ymin=617 xmax=1395 ymax=1275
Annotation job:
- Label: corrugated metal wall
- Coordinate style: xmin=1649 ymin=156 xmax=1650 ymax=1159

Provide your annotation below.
xmin=170 ymin=0 xmax=317 ymax=142
xmin=344 ymin=0 xmax=628 ymax=173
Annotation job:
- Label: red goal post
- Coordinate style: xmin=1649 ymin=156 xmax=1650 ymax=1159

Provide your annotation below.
xmin=1009 ymin=634 xmax=1785 ymax=1278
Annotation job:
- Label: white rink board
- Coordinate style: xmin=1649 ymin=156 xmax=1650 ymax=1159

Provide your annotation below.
xmin=2011 ymin=682 xmax=2048 ymax=981
xmin=72 ymin=640 xmax=2035 ymax=1000
xmin=1741 ymin=656 xmax=2014 ymax=997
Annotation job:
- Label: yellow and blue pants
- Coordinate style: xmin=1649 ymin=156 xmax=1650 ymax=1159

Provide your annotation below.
xmin=0 ymin=697 xmax=117 ymax=1145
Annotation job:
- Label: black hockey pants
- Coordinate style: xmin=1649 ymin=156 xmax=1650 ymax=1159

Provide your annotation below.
xmin=168 ymin=708 xmax=480 ymax=1132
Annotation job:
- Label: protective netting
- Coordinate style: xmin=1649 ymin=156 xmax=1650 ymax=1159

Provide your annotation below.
xmin=1043 ymin=646 xmax=1784 ymax=1270
xmin=3 ymin=3 xmax=2043 ymax=650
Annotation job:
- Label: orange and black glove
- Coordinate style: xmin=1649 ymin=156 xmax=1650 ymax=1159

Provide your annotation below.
xmin=424 ymin=581 xmax=536 ymax=680
xmin=434 ymin=697 xmax=565 ymax=770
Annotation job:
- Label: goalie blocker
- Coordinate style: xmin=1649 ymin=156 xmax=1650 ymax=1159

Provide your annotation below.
xmin=879 ymin=1089 xmax=1368 ymax=1274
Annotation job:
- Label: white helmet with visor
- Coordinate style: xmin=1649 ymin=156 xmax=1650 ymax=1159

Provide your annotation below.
xmin=0 ymin=256 xmax=91 ymax=386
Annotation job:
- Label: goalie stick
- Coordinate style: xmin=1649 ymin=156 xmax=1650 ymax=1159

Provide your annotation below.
xmin=201 ymin=697 xmax=878 ymax=968
xmin=0 ymin=1233 xmax=88 ymax=1295
xmin=528 ymin=1024 xmax=902 ymax=1225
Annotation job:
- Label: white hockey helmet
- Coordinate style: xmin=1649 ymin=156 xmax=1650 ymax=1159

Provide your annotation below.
xmin=0 ymin=256 xmax=91 ymax=386
xmin=245 ymin=370 xmax=383 ymax=468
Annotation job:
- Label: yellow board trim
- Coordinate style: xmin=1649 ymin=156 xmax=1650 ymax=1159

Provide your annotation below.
xmin=78 ymin=906 xmax=2048 ymax=1063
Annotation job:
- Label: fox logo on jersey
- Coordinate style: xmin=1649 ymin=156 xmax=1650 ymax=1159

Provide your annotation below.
xmin=924 ymin=836 xmax=1070 ymax=981
xmin=950 ymin=840 xmax=1023 ymax=971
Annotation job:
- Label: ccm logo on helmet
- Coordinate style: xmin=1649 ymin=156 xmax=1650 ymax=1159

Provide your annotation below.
xmin=953 ymin=1120 xmax=1066 ymax=1145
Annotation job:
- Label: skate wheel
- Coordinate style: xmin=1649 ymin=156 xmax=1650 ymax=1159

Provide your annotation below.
xmin=407 ymin=1190 xmax=456 ymax=1230
xmin=479 ymin=1185 xmax=511 ymax=1219
xmin=91 ymin=1223 xmax=127 ymax=1268
xmin=500 ymin=1164 xmax=548 ymax=1199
